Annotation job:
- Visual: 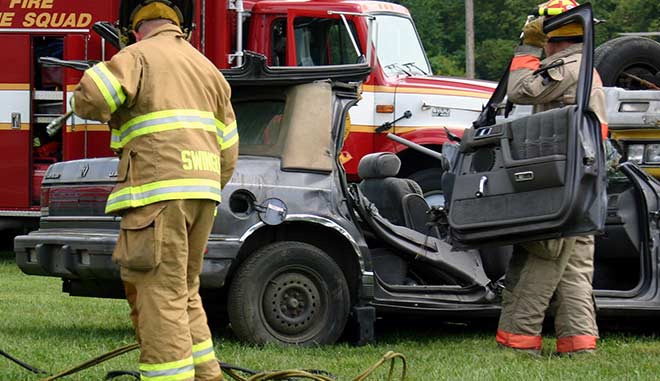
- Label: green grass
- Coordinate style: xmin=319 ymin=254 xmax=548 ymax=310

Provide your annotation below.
xmin=2 ymin=249 xmax=660 ymax=380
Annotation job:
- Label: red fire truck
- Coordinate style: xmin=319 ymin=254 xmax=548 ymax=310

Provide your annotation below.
xmin=0 ymin=0 xmax=494 ymax=231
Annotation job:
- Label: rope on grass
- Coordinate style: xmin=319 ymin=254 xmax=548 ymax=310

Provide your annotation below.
xmin=351 ymin=351 xmax=407 ymax=381
xmin=4 ymin=342 xmax=406 ymax=381
xmin=220 ymin=351 xmax=407 ymax=381
xmin=40 ymin=343 xmax=140 ymax=381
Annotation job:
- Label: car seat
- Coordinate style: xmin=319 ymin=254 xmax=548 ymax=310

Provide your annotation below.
xmin=358 ymin=152 xmax=430 ymax=233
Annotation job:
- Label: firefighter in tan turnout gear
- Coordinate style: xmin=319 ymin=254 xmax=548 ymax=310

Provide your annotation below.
xmin=495 ymin=0 xmax=606 ymax=356
xmin=71 ymin=1 xmax=237 ymax=379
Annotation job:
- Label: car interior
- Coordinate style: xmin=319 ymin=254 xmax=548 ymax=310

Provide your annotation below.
xmin=353 ymin=152 xmax=646 ymax=296
xmin=594 ymin=172 xmax=645 ymax=292
xmin=353 ymin=152 xmax=506 ymax=289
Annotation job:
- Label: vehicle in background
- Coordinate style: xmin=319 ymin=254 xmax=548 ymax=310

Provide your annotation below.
xmin=604 ymin=87 xmax=660 ymax=177
xmin=595 ymin=36 xmax=660 ymax=178
xmin=0 ymin=0 xmax=493 ymax=234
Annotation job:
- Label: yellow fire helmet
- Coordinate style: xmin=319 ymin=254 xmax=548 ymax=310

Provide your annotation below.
xmin=538 ymin=0 xmax=584 ymax=41
xmin=118 ymin=0 xmax=193 ymax=48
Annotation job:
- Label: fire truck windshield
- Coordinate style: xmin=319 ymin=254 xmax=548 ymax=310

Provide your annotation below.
xmin=374 ymin=15 xmax=431 ymax=77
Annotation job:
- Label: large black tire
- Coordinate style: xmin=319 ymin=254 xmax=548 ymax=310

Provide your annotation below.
xmin=227 ymin=241 xmax=350 ymax=345
xmin=408 ymin=167 xmax=444 ymax=207
xmin=595 ymin=36 xmax=660 ymax=89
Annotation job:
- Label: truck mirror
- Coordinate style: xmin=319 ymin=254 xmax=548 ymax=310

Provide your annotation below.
xmin=93 ymin=21 xmax=121 ymax=51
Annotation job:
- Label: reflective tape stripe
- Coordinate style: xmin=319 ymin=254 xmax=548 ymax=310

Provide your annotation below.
xmin=556 ymin=335 xmax=597 ymax=353
xmin=215 ymin=119 xmax=238 ymax=149
xmin=601 ymin=122 xmax=608 ymax=140
xmin=221 ymin=123 xmax=238 ymax=150
xmin=192 ymin=339 xmax=216 ymax=365
xmin=495 ymin=329 xmax=542 ymax=350
xmin=140 ymin=356 xmax=194 ymax=381
xmin=510 ymin=55 xmax=541 ymax=71
xmin=86 ymin=63 xmax=126 ymax=112
xmin=105 ymin=178 xmax=222 ymax=213
xmin=110 ymin=109 xmax=224 ymax=150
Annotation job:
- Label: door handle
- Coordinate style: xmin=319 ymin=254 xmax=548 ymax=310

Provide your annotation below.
xmin=514 ymin=171 xmax=534 ymax=182
xmin=476 ymin=176 xmax=488 ymax=198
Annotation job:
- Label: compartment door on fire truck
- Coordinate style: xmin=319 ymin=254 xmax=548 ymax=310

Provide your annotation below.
xmin=32 ymin=35 xmax=65 ymax=206
xmin=0 ymin=34 xmax=31 ymax=210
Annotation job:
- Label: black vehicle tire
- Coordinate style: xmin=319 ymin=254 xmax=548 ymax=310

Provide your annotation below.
xmin=408 ymin=167 xmax=444 ymax=206
xmin=227 ymin=241 xmax=350 ymax=345
xmin=595 ymin=36 xmax=660 ymax=89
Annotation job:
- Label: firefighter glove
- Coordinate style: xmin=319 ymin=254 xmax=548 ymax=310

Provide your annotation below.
xmin=522 ymin=17 xmax=548 ymax=48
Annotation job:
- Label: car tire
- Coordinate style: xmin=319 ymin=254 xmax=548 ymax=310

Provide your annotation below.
xmin=408 ymin=167 xmax=444 ymax=207
xmin=595 ymin=36 xmax=660 ymax=89
xmin=227 ymin=241 xmax=350 ymax=345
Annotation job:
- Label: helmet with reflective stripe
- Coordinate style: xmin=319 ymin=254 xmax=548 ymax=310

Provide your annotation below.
xmin=540 ymin=0 xmax=584 ymax=41
xmin=118 ymin=0 xmax=194 ymax=48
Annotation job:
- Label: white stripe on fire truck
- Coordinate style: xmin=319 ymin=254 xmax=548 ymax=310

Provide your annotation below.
xmin=0 ymin=89 xmax=29 ymax=124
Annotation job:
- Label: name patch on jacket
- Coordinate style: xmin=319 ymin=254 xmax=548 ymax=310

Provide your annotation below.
xmin=181 ymin=150 xmax=221 ymax=174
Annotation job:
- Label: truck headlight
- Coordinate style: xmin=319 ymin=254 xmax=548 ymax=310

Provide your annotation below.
xmin=628 ymin=144 xmax=644 ymax=164
xmin=619 ymin=102 xmax=649 ymax=112
xmin=645 ymin=144 xmax=660 ymax=164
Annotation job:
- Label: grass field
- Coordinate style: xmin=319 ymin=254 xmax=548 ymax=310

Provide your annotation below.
xmin=3 ymin=250 xmax=660 ymax=380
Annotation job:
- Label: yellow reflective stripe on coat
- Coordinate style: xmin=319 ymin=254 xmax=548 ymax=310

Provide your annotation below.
xmin=192 ymin=339 xmax=216 ymax=365
xmin=85 ymin=63 xmax=126 ymax=113
xmin=105 ymin=178 xmax=222 ymax=213
xmin=140 ymin=356 xmax=194 ymax=381
xmin=218 ymin=120 xmax=238 ymax=150
xmin=111 ymin=109 xmax=223 ymax=150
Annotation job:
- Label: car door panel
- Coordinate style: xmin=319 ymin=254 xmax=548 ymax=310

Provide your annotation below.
xmin=446 ymin=4 xmax=607 ymax=248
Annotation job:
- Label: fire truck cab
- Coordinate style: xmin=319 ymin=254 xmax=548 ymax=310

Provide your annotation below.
xmin=0 ymin=0 xmax=494 ymax=231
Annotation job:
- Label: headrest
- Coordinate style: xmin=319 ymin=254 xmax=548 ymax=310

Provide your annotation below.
xmin=358 ymin=152 xmax=401 ymax=179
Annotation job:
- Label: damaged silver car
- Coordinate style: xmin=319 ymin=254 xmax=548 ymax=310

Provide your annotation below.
xmin=15 ymin=5 xmax=660 ymax=346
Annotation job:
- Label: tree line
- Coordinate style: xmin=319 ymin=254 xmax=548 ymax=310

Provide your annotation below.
xmin=395 ymin=0 xmax=660 ymax=80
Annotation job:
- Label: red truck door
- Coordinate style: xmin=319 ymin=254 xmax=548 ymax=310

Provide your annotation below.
xmin=0 ymin=34 xmax=31 ymax=209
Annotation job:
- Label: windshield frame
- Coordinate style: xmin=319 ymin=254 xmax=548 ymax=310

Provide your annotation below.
xmin=370 ymin=12 xmax=432 ymax=77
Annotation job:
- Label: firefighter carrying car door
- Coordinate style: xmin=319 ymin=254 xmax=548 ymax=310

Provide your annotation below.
xmin=495 ymin=0 xmax=606 ymax=356
xmin=71 ymin=1 xmax=237 ymax=380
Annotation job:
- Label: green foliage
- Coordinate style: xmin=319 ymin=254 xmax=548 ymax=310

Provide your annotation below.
xmin=428 ymin=54 xmax=465 ymax=76
xmin=475 ymin=39 xmax=517 ymax=80
xmin=395 ymin=0 xmax=660 ymax=80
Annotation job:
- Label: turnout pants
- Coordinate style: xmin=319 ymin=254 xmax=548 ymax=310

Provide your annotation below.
xmin=114 ymin=199 xmax=223 ymax=381
xmin=496 ymin=236 xmax=598 ymax=353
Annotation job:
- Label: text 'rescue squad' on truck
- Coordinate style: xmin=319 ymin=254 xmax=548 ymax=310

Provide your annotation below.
xmin=0 ymin=0 xmax=495 ymax=232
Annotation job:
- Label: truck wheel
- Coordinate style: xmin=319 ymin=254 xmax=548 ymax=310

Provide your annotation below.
xmin=409 ymin=168 xmax=444 ymax=207
xmin=227 ymin=241 xmax=350 ymax=345
xmin=595 ymin=36 xmax=660 ymax=89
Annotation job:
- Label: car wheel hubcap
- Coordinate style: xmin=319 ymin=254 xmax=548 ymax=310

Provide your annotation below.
xmin=263 ymin=272 xmax=321 ymax=336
